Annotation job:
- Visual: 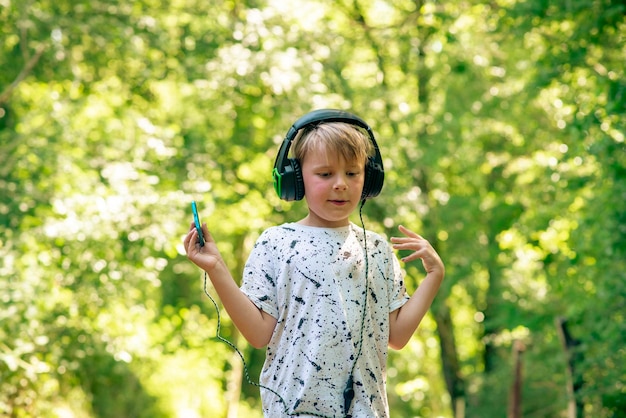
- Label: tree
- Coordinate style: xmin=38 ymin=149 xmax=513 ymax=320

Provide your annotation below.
xmin=1 ymin=0 xmax=624 ymax=417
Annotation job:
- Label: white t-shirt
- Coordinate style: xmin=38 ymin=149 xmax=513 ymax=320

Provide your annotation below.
xmin=241 ymin=222 xmax=410 ymax=417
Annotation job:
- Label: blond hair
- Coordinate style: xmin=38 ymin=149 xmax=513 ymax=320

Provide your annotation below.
xmin=292 ymin=122 xmax=373 ymax=165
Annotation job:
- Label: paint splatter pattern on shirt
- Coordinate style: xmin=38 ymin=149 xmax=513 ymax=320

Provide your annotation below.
xmin=241 ymin=223 xmax=409 ymax=417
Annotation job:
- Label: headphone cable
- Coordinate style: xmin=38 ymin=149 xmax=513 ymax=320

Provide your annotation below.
xmin=343 ymin=198 xmax=371 ymax=414
xmin=201 ymin=273 xmax=292 ymax=411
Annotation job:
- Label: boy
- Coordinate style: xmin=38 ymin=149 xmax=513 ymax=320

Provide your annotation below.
xmin=184 ymin=110 xmax=444 ymax=417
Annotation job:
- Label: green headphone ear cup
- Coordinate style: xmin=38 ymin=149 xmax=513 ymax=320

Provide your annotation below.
xmin=273 ymin=159 xmax=304 ymax=201
xmin=272 ymin=167 xmax=283 ymax=198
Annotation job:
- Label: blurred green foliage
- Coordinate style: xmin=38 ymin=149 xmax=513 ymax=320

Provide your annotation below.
xmin=1 ymin=0 xmax=624 ymax=417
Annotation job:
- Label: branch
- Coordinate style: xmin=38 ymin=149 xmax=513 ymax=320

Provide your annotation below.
xmin=0 ymin=44 xmax=45 ymax=105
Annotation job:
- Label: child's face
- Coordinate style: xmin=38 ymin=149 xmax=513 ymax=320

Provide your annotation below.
xmin=299 ymin=145 xmax=365 ymax=228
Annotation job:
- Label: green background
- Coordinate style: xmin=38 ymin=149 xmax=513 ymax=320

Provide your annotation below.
xmin=1 ymin=0 xmax=624 ymax=417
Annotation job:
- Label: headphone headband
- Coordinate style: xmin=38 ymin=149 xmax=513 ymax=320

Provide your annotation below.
xmin=290 ymin=109 xmax=372 ymax=135
xmin=273 ymin=109 xmax=384 ymax=201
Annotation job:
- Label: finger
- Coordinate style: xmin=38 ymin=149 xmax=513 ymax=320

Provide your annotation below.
xmin=391 ymin=237 xmax=420 ymax=244
xmin=398 ymin=241 xmax=431 ymax=255
xmin=183 ymin=227 xmax=194 ymax=246
xmin=183 ymin=232 xmax=193 ymax=255
xmin=201 ymin=223 xmax=211 ymax=242
xmin=393 ymin=243 xmax=426 ymax=252
xmin=189 ymin=229 xmax=199 ymax=248
xmin=392 ymin=235 xmax=429 ymax=245
xmin=400 ymin=248 xmax=430 ymax=263
xmin=398 ymin=225 xmax=422 ymax=239
xmin=401 ymin=250 xmax=424 ymax=262
xmin=191 ymin=228 xmax=204 ymax=248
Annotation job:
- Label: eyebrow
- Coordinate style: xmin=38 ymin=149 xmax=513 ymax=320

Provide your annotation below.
xmin=310 ymin=163 xmax=362 ymax=170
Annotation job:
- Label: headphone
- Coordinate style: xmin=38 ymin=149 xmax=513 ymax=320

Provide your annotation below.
xmin=272 ymin=109 xmax=384 ymax=202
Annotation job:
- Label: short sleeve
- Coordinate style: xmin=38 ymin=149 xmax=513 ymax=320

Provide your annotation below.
xmin=388 ymin=252 xmax=410 ymax=312
xmin=240 ymin=229 xmax=280 ymax=319
xmin=378 ymin=235 xmax=410 ymax=313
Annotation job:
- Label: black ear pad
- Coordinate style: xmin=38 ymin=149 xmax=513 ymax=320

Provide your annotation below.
xmin=362 ymin=157 xmax=384 ymax=200
xmin=284 ymin=158 xmax=304 ymax=201
xmin=273 ymin=109 xmax=384 ymax=202
xmin=290 ymin=159 xmax=305 ymax=201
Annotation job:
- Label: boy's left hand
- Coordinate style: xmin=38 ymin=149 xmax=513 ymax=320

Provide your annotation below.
xmin=391 ymin=225 xmax=445 ymax=277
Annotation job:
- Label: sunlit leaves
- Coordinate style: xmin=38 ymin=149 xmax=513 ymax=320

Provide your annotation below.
xmin=1 ymin=0 xmax=625 ymax=416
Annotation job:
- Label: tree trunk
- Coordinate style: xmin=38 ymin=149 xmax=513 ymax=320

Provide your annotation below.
xmin=433 ymin=301 xmax=466 ymax=418
xmin=556 ymin=317 xmax=584 ymax=418
xmin=507 ymin=340 xmax=525 ymax=418
xmin=225 ymin=329 xmax=243 ymax=418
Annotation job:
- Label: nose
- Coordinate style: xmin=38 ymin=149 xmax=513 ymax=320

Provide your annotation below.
xmin=333 ymin=173 xmax=348 ymax=190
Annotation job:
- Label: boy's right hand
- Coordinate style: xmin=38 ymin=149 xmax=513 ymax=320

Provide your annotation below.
xmin=183 ymin=222 xmax=223 ymax=272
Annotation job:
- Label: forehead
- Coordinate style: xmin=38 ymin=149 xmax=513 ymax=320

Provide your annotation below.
xmin=301 ymin=144 xmax=363 ymax=167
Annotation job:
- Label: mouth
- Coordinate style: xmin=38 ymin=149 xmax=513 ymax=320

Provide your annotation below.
xmin=329 ymin=200 xmax=349 ymax=206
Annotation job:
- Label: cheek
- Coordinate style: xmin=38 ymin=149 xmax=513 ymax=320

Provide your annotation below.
xmin=302 ymin=174 xmax=324 ymax=192
xmin=351 ymin=176 xmax=365 ymax=190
